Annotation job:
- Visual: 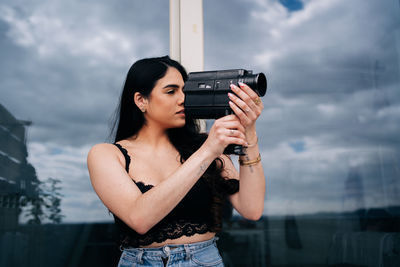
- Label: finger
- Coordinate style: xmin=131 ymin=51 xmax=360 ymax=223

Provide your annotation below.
xmin=228 ymin=92 xmax=257 ymax=119
xmin=215 ymin=116 xmax=244 ymax=131
xmin=230 ymin=85 xmax=262 ymax=115
xmin=253 ymin=98 xmax=264 ymax=110
xmin=214 ymin=121 xmax=245 ymax=136
xmin=229 ymin=101 xmax=252 ymax=125
xmin=218 ymin=114 xmax=238 ymax=122
xmin=226 ymin=128 xmax=246 ymax=140
xmin=220 ymin=120 xmax=246 ymax=133
xmin=213 ymin=119 xmax=245 ymax=136
xmin=230 ymin=84 xmax=253 ymax=105
xmin=238 ymin=82 xmax=260 ymax=99
xmin=234 ymin=83 xmax=264 ymax=111
xmin=226 ymin=136 xmax=248 ymax=146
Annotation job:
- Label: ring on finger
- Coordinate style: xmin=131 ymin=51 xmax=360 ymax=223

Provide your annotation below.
xmin=230 ymin=129 xmax=235 ymax=136
xmin=253 ymin=97 xmax=262 ymax=105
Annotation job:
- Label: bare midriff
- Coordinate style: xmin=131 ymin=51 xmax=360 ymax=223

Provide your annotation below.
xmin=140 ymin=232 xmax=216 ymax=248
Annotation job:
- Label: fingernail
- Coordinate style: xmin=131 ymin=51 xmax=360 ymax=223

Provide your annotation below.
xmin=230 ymin=84 xmax=236 ymax=90
xmin=238 ymin=82 xmax=245 ymax=87
xmin=228 ymin=93 xmax=234 ymax=98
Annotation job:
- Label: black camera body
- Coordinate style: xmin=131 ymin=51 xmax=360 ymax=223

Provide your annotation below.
xmin=184 ymin=69 xmax=267 ymax=119
xmin=184 ymin=69 xmax=267 ymax=154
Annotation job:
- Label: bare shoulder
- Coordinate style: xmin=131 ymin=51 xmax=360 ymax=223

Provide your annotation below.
xmin=87 ymin=143 xmax=123 ymax=169
xmin=86 ymin=142 xmax=133 ymax=197
xmin=88 ymin=143 xmax=116 ymax=155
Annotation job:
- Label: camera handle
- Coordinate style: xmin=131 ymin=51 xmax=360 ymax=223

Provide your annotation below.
xmin=222 ymin=109 xmax=247 ymax=155
xmin=224 ymin=144 xmax=246 ymax=155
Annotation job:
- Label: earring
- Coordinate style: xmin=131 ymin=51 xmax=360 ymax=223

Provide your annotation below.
xmin=141 ymin=108 xmax=146 ymax=113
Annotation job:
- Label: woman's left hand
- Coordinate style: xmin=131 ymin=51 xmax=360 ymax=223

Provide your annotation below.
xmin=228 ymin=82 xmax=264 ymax=136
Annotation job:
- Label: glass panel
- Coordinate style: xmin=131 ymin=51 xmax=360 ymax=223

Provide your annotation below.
xmin=1 ymin=0 xmax=399 ymax=266
xmin=203 ymin=0 xmax=400 ymax=266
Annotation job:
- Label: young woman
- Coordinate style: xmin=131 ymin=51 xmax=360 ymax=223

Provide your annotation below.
xmin=87 ymin=56 xmax=265 ymax=266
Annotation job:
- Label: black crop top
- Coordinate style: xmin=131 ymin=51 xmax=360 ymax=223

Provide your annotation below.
xmin=112 ymin=143 xmax=239 ymax=248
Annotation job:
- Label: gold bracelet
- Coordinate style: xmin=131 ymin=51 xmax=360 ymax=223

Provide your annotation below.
xmin=246 ymin=136 xmax=258 ymax=148
xmin=239 ymin=153 xmax=261 ymax=166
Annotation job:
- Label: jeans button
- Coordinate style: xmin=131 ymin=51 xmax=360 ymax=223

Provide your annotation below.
xmin=164 ymin=246 xmax=170 ymax=254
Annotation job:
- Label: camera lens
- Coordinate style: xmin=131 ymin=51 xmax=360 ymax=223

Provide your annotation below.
xmin=244 ymin=73 xmax=267 ymax=96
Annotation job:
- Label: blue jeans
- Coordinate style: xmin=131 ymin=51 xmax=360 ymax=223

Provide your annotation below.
xmin=117 ymin=237 xmax=224 ymax=267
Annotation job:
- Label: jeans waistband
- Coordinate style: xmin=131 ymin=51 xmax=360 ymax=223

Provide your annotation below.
xmin=121 ymin=236 xmax=219 ymax=261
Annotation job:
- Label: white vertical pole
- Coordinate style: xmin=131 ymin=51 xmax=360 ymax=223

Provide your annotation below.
xmin=169 ymin=0 xmax=204 ymax=73
xmin=170 ymin=0 xmax=206 ymax=132
xmin=179 ymin=0 xmax=204 ymax=72
xmin=169 ymin=0 xmax=181 ymax=62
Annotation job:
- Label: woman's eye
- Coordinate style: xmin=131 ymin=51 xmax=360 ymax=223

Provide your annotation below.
xmin=167 ymin=90 xmax=175 ymax=94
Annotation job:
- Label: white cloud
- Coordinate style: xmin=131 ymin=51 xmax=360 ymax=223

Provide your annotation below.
xmin=317 ymin=103 xmax=337 ymax=116
xmin=0 ymin=3 xmax=163 ymax=65
xmin=250 ymin=0 xmax=388 ymax=72
xmin=0 ymin=6 xmax=36 ymax=46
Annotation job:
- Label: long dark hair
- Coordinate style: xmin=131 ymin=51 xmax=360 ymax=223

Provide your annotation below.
xmin=110 ymin=56 xmax=238 ymax=231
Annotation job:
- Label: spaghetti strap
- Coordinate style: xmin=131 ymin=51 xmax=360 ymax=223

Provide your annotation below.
xmin=113 ymin=143 xmax=131 ymax=173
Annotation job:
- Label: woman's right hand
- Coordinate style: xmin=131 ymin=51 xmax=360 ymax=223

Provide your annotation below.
xmin=202 ymin=114 xmax=248 ymax=157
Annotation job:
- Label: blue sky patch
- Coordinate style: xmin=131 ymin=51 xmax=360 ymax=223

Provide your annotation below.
xmin=279 ymin=0 xmax=304 ymax=12
xmin=289 ymin=140 xmax=306 ymax=153
xmin=51 ymin=148 xmax=63 ymax=155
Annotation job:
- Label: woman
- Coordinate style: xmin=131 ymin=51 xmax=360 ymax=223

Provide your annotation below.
xmin=87 ymin=56 xmax=265 ymax=266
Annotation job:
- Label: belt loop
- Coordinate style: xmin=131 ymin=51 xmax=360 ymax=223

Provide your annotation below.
xmin=119 ymin=245 xmax=124 ymax=252
xmin=136 ymin=249 xmax=144 ymax=264
xmin=184 ymin=244 xmax=191 ymax=260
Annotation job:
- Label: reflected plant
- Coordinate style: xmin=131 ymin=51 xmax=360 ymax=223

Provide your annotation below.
xmin=19 ymin=177 xmax=65 ymax=224
xmin=45 ymin=177 xmax=64 ymax=224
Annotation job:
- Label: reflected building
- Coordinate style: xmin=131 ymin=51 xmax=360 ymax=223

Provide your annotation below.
xmin=220 ymin=218 xmax=268 ymax=267
xmin=343 ymin=165 xmax=365 ymax=214
xmin=0 ymin=103 xmax=37 ymax=230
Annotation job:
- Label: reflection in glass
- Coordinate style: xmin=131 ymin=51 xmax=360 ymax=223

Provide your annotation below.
xmin=1 ymin=0 xmax=400 ymax=266
xmin=0 ymin=103 xmax=119 ymax=266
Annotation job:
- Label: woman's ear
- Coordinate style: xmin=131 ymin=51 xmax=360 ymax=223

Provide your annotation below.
xmin=134 ymin=92 xmax=148 ymax=113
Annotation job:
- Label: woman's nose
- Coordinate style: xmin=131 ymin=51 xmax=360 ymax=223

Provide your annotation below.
xmin=178 ymin=90 xmax=185 ymax=105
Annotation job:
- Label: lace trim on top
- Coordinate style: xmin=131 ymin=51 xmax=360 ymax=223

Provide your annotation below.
xmin=117 ymin=218 xmax=212 ymax=248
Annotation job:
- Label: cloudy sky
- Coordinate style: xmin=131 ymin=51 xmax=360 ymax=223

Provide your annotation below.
xmin=1 ymin=0 xmax=399 ymax=222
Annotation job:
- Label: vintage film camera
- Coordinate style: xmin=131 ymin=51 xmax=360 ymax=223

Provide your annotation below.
xmin=184 ymin=69 xmax=267 ymax=155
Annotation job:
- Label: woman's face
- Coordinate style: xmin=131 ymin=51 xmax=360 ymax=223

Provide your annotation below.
xmin=145 ymin=67 xmax=186 ymax=129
